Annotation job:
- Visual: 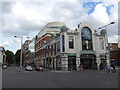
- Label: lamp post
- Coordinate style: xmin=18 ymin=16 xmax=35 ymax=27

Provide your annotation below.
xmin=98 ymin=22 xmax=115 ymax=29
xmin=14 ymin=36 xmax=29 ymax=67
xmin=98 ymin=22 xmax=115 ymax=71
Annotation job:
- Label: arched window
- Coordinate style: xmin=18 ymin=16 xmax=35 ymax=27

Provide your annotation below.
xmin=81 ymin=27 xmax=93 ymax=50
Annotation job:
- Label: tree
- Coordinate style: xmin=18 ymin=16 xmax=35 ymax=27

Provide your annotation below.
xmin=5 ymin=50 xmax=14 ymax=64
xmin=14 ymin=49 xmax=21 ymax=65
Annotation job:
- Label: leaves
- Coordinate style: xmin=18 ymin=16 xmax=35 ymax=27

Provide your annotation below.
xmin=14 ymin=49 xmax=21 ymax=65
xmin=5 ymin=50 xmax=14 ymax=64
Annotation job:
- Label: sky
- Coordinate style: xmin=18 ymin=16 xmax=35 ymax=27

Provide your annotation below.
xmin=0 ymin=0 xmax=119 ymax=53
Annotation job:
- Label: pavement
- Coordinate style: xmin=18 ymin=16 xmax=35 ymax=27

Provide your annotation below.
xmin=2 ymin=66 xmax=119 ymax=88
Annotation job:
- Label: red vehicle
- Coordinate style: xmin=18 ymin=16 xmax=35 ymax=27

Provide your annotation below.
xmin=35 ymin=65 xmax=44 ymax=71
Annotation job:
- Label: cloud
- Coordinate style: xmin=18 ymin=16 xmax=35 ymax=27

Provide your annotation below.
xmin=109 ymin=35 xmax=118 ymax=43
xmin=2 ymin=1 xmax=118 ymax=36
xmin=2 ymin=1 xmax=86 ymax=36
xmin=2 ymin=41 xmax=11 ymax=47
xmin=90 ymin=4 xmax=109 ymax=24
xmin=2 ymin=2 xmax=15 ymax=13
xmin=2 ymin=2 xmax=45 ymax=36
xmin=78 ymin=2 xmax=118 ymax=41
xmin=1 ymin=0 xmax=119 ymax=53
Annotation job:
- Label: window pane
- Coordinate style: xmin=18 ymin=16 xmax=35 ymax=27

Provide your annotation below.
xmin=81 ymin=27 xmax=93 ymax=50
xmin=99 ymin=38 xmax=104 ymax=49
xmin=69 ymin=36 xmax=74 ymax=49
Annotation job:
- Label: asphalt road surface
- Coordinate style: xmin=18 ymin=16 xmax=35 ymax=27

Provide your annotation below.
xmin=2 ymin=66 xmax=119 ymax=88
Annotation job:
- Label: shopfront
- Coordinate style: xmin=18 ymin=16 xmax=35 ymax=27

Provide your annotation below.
xmin=80 ymin=54 xmax=97 ymax=69
xmin=68 ymin=56 xmax=76 ymax=70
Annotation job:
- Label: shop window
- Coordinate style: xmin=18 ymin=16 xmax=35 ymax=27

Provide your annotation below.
xmin=99 ymin=38 xmax=104 ymax=49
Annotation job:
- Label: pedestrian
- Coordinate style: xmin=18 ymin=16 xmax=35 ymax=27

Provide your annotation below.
xmin=73 ymin=66 xmax=76 ymax=71
xmin=111 ymin=61 xmax=116 ymax=73
xmin=107 ymin=65 xmax=111 ymax=73
xmin=68 ymin=67 xmax=71 ymax=71
xmin=77 ymin=65 xmax=80 ymax=71
xmin=80 ymin=64 xmax=83 ymax=71
xmin=49 ymin=64 xmax=51 ymax=70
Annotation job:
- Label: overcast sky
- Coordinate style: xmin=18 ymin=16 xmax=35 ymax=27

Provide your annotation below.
xmin=0 ymin=0 xmax=119 ymax=53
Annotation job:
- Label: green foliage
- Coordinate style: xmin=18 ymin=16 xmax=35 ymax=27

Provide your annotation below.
xmin=14 ymin=49 xmax=21 ymax=64
xmin=5 ymin=50 xmax=14 ymax=64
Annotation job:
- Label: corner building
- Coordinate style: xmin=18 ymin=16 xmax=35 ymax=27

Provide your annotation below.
xmin=35 ymin=22 xmax=109 ymax=71
xmin=35 ymin=22 xmax=66 ymax=67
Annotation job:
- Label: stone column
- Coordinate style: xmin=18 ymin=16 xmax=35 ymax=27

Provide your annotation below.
xmin=51 ymin=58 xmax=53 ymax=70
xmin=54 ymin=58 xmax=56 ymax=70
xmin=61 ymin=54 xmax=68 ymax=71
xmin=45 ymin=59 xmax=46 ymax=69
xmin=106 ymin=54 xmax=110 ymax=66
xmin=76 ymin=57 xmax=80 ymax=71
xmin=96 ymin=55 xmax=101 ymax=70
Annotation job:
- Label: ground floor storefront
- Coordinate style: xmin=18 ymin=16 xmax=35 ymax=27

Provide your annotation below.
xmin=34 ymin=53 xmax=108 ymax=71
xmin=80 ymin=54 xmax=97 ymax=70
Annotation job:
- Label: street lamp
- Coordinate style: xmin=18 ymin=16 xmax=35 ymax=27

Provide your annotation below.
xmin=14 ymin=36 xmax=29 ymax=67
xmin=98 ymin=22 xmax=115 ymax=71
xmin=98 ymin=22 xmax=115 ymax=29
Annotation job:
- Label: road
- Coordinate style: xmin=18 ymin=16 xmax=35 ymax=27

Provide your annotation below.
xmin=2 ymin=66 xmax=119 ymax=88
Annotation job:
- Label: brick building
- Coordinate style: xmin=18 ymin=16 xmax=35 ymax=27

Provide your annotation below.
xmin=34 ymin=22 xmax=66 ymax=67
xmin=22 ymin=40 xmax=31 ymax=65
xmin=108 ymin=43 xmax=120 ymax=66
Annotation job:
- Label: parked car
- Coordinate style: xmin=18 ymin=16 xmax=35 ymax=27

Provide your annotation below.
xmin=35 ymin=65 xmax=44 ymax=71
xmin=25 ymin=65 xmax=33 ymax=71
xmin=2 ymin=64 xmax=8 ymax=69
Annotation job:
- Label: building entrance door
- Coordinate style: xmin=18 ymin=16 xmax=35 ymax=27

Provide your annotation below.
xmin=80 ymin=54 xmax=96 ymax=69
xmin=68 ymin=56 xmax=76 ymax=70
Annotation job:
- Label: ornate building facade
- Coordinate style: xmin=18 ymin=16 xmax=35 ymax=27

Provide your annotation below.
xmin=33 ymin=22 xmax=109 ymax=71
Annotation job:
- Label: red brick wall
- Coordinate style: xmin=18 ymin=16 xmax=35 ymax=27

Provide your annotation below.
xmin=35 ymin=34 xmax=51 ymax=59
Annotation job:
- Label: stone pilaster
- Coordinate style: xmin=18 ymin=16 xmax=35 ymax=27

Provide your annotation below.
xmin=61 ymin=54 xmax=68 ymax=71
xmin=106 ymin=54 xmax=110 ymax=66
xmin=44 ymin=59 xmax=46 ymax=69
xmin=96 ymin=55 xmax=101 ymax=70
xmin=54 ymin=58 xmax=56 ymax=70
xmin=76 ymin=57 xmax=80 ymax=71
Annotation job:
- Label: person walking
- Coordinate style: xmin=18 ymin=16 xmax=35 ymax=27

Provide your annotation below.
xmin=49 ymin=64 xmax=51 ymax=70
xmin=77 ymin=65 xmax=80 ymax=71
xmin=111 ymin=61 xmax=116 ymax=73
xmin=80 ymin=64 xmax=83 ymax=71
